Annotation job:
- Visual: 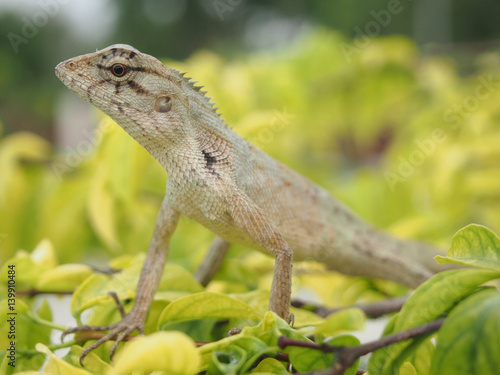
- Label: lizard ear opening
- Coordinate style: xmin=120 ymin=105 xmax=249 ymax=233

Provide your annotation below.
xmin=154 ymin=96 xmax=171 ymax=113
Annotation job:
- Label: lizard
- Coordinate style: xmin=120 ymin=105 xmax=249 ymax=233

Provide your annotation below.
xmin=55 ymin=44 xmax=447 ymax=363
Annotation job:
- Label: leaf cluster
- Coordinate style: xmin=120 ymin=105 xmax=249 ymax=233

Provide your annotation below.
xmin=1 ymin=224 xmax=500 ymax=374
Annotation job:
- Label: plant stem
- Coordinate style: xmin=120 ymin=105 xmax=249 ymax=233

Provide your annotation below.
xmin=279 ymin=318 xmax=445 ymax=375
xmin=291 ymin=297 xmax=407 ymax=318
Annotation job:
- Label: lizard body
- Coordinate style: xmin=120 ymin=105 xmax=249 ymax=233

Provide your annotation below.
xmin=56 ymin=45 xmax=444 ymax=362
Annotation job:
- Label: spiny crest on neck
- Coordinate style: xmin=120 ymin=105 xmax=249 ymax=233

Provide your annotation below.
xmin=168 ymin=68 xmax=224 ymax=120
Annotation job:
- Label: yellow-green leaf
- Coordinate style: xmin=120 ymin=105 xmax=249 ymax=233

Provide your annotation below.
xmin=158 ymin=292 xmax=262 ymax=327
xmin=199 ymin=335 xmax=268 ymax=372
xmin=431 ymin=288 xmax=500 ymax=375
xmin=435 ymin=224 xmax=500 ymax=270
xmin=36 ymin=264 xmax=93 ymax=292
xmin=87 ymin=165 xmax=121 ymax=251
xmin=109 ymin=331 xmax=200 ymax=375
xmin=401 ymin=362 xmax=418 ymax=375
xmin=301 ymin=308 xmax=365 ymax=336
xmin=368 ymin=268 xmax=500 ymax=375
xmin=0 ymin=252 xmax=43 ymax=290
xmin=63 ymin=345 xmax=112 ymax=374
xmin=251 ymin=358 xmax=289 ymax=374
xmin=36 ymin=343 xmax=91 ymax=375
xmin=30 ymin=239 xmax=58 ymax=270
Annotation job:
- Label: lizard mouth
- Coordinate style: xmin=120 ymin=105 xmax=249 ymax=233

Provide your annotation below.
xmin=55 ymin=60 xmax=125 ymax=107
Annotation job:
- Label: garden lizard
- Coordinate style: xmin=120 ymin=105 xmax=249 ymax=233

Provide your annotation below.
xmin=55 ymin=44 xmax=446 ymax=362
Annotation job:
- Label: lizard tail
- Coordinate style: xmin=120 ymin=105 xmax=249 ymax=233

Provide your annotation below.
xmin=368 ymin=231 xmax=459 ymax=287
xmin=322 ymin=229 xmax=456 ymax=289
xmin=389 ymin=236 xmax=456 ymax=275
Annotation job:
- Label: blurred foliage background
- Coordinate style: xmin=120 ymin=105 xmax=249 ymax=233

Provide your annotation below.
xmin=1 ymin=0 xmax=500 ymax=303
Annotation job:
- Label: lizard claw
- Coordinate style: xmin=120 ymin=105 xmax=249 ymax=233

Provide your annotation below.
xmin=61 ymin=292 xmax=145 ymax=365
xmin=62 ymin=314 xmax=145 ymax=365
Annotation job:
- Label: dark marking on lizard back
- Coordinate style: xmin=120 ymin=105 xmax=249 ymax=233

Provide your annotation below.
xmin=202 ymin=150 xmax=220 ymax=177
xmin=202 ymin=150 xmax=217 ymax=168
xmin=200 ymin=146 xmax=231 ymax=178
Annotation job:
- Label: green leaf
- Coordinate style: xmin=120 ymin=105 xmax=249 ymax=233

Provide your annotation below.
xmin=394 ymin=268 xmax=499 ymax=331
xmin=63 ymin=345 xmax=112 ymax=374
xmin=242 ymin=311 xmax=305 ymax=347
xmin=327 ymin=335 xmax=360 ymax=375
xmin=435 ymin=224 xmax=500 ymax=270
xmin=158 ymin=263 xmax=204 ymax=293
xmin=158 ymin=292 xmax=262 ymax=327
xmin=400 ymin=362 xmax=418 ymax=375
xmin=70 ymin=273 xmax=135 ymax=319
xmin=0 ymin=252 xmax=43 ymax=291
xmin=30 ymin=239 xmax=58 ymax=270
xmin=36 ymin=343 xmax=92 ymax=375
xmin=197 ymin=312 xmax=298 ymax=372
xmin=288 ymin=334 xmax=360 ymax=374
xmin=109 ymin=331 xmax=200 ymax=375
xmin=209 ymin=344 xmax=246 ymax=375
xmin=251 ymin=358 xmax=289 ymax=374
xmin=199 ymin=335 xmax=268 ymax=372
xmin=87 ymin=164 xmax=121 ymax=251
xmin=36 ymin=263 xmax=93 ymax=292
xmin=368 ymin=268 xmax=500 ymax=375
xmin=301 ymin=308 xmax=365 ymax=336
xmin=287 ymin=340 xmax=332 ymax=373
xmin=71 ymin=259 xmax=203 ymax=325
xmin=159 ymin=319 xmax=217 ymax=342
xmin=0 ymin=299 xmax=52 ymax=371
xmin=403 ymin=338 xmax=434 ymax=375
xmin=431 ymin=288 xmax=500 ymax=375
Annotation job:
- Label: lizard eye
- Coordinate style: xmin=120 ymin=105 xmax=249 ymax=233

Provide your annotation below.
xmin=111 ymin=63 xmax=127 ymax=77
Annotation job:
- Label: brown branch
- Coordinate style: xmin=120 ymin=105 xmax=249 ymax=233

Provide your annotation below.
xmin=279 ymin=318 xmax=445 ymax=375
xmin=91 ymin=265 xmax=121 ymax=276
xmin=291 ymin=297 xmax=407 ymax=319
xmin=16 ymin=266 xmax=120 ymax=298
xmin=17 ymin=289 xmax=74 ymax=297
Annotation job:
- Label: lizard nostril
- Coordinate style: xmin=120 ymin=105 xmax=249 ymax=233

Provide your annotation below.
xmin=67 ymin=61 xmax=76 ymax=69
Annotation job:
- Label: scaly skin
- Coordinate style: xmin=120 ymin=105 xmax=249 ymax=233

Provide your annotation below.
xmin=55 ymin=44 xmax=446 ymax=363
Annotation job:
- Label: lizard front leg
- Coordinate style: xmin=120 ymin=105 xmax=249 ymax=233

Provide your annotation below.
xmin=62 ymin=196 xmax=180 ymax=364
xmin=195 ymin=237 xmax=231 ymax=286
xmin=229 ymin=193 xmax=293 ymax=320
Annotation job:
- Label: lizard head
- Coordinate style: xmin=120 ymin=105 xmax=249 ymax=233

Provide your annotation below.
xmin=55 ymin=44 xmax=211 ymax=152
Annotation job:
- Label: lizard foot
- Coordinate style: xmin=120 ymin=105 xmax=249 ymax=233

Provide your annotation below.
xmin=61 ymin=292 xmax=145 ymax=365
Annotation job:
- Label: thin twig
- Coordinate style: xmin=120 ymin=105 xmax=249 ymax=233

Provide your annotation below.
xmin=279 ymin=318 xmax=445 ymax=375
xmin=291 ymin=297 xmax=407 ymax=318
xmin=91 ymin=265 xmax=121 ymax=276
xmin=17 ymin=265 xmax=120 ymax=297
xmin=17 ymin=289 xmax=74 ymax=297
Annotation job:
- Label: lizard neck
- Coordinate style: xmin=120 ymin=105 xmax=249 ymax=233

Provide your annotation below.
xmin=115 ymin=70 xmax=240 ymax=178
